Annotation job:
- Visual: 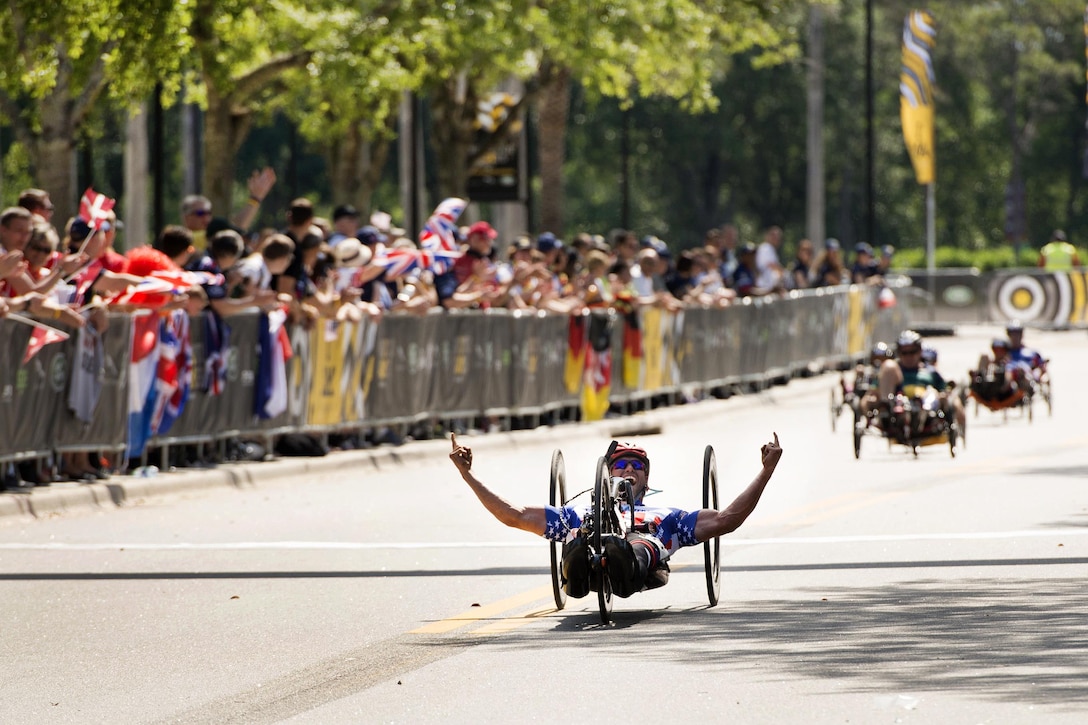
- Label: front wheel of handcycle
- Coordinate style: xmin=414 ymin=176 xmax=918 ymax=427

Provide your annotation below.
xmin=548 ymin=449 xmax=567 ymax=611
xmin=593 ymin=456 xmax=613 ymax=624
xmin=703 ymin=445 xmax=721 ymax=607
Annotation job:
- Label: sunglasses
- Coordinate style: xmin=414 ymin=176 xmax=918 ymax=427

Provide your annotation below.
xmin=899 ymin=347 xmax=921 ymax=355
xmin=190 ymin=209 xmax=211 ymax=217
xmin=611 ymin=459 xmax=645 ymax=471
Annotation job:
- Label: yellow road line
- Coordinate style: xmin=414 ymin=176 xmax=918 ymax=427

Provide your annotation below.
xmin=410 ymin=585 xmax=553 ymax=634
xmin=469 ymin=606 xmax=557 ymax=635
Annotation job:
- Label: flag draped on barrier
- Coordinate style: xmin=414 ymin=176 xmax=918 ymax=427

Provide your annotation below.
xmin=900 ymin=10 xmax=937 ymax=185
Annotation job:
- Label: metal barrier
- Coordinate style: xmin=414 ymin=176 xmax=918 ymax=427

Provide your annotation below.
xmin=0 ymin=282 xmax=912 ymax=467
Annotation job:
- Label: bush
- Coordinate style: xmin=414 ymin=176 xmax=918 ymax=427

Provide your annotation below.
xmin=890 ymin=245 xmax=1084 ymax=272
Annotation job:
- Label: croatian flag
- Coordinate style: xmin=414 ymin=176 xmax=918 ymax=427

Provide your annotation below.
xmin=418 ymin=197 xmax=466 ymax=274
xmin=79 ymin=188 xmax=115 ymax=232
xmin=127 ymin=314 xmax=160 ymax=459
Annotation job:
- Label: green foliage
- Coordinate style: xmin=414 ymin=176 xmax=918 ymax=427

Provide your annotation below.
xmin=889 ymin=244 xmax=1084 ymax=271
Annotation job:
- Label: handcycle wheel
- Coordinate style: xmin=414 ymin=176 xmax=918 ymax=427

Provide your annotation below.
xmin=830 ymin=388 xmax=839 ymax=432
xmin=592 ymin=456 xmax=613 ymax=624
xmin=548 ymin=449 xmax=567 ymax=611
xmin=702 ymin=445 xmax=721 ymax=607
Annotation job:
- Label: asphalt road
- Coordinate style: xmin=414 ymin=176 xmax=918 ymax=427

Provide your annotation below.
xmin=1 ymin=325 xmax=1085 ymax=724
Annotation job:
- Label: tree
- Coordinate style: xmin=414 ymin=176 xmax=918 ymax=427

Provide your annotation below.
xmin=0 ymin=0 xmax=190 ymax=222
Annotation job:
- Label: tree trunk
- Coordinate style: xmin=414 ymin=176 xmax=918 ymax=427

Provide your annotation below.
xmin=537 ymin=67 xmax=570 ymax=235
xmin=429 ymin=80 xmax=477 ymax=200
xmin=326 ymin=122 xmax=392 ymax=214
xmin=202 ymin=87 xmax=252 ymax=215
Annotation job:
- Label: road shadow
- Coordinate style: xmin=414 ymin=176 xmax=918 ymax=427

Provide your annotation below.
xmin=483 ymin=574 xmax=1088 ymax=710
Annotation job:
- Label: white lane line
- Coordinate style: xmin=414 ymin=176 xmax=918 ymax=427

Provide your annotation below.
xmin=0 ymin=529 xmax=1085 ymax=551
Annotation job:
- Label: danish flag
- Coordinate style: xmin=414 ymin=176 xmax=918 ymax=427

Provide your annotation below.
xmin=79 ymin=188 xmax=116 ymax=232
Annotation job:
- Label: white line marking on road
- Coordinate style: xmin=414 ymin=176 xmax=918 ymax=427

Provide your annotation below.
xmin=1 ymin=529 xmax=1085 ymax=551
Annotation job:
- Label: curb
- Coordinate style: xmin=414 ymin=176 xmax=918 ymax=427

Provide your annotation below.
xmin=0 ymin=402 xmax=678 ymax=522
xmin=0 ymin=373 xmax=830 ymax=523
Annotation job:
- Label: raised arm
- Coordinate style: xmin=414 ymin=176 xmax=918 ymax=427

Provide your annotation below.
xmin=449 ymin=433 xmax=547 ymax=536
xmin=694 ymin=433 xmax=783 ymax=542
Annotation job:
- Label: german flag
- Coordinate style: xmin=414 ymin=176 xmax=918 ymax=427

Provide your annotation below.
xmin=564 ymin=314 xmax=587 ymax=394
xmin=580 ymin=312 xmax=614 ymax=421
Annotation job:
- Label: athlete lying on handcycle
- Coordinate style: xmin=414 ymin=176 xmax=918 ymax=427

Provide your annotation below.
xmin=449 ymin=433 xmax=783 ymax=599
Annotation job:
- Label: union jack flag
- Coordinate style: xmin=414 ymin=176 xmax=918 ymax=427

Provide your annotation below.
xmin=418 ymin=197 xmax=467 ymax=273
xmin=79 ymin=188 xmax=116 ymax=232
xmin=371 ymin=246 xmax=433 ymax=280
xmin=151 ymin=310 xmax=191 ymax=436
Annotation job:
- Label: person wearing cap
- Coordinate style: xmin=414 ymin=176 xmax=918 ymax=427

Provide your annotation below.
xmin=1004 ymin=320 xmax=1047 ymax=383
xmin=452 ymin=220 xmax=498 ymax=285
xmin=812 ymin=238 xmax=847 ymax=287
xmin=1037 ymin=229 xmax=1080 ymax=271
xmin=326 ymin=205 xmax=361 ymax=247
xmin=449 ymin=433 xmax=782 ymax=600
xmin=850 ymin=242 xmax=881 ymax=285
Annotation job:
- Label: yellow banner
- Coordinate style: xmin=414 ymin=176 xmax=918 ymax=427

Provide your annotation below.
xmin=900 ymin=11 xmax=937 ymax=185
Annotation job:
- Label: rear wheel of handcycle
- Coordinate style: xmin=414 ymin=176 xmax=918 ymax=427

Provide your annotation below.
xmin=1042 ymin=379 xmax=1052 ymax=416
xmin=948 ymin=425 xmax=957 ymax=458
xmin=548 ymin=449 xmax=567 ymax=611
xmin=592 ymin=456 xmax=613 ymax=624
xmin=830 ymin=389 xmax=839 ymax=432
xmin=853 ymin=422 xmax=863 ymax=460
xmin=702 ymin=445 xmax=721 ymax=607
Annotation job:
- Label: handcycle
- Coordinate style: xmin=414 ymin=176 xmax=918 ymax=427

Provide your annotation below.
xmin=964 ymin=362 xmax=1050 ymax=421
xmin=547 ymin=443 xmax=721 ymax=624
xmin=853 ymin=384 xmax=959 ymax=459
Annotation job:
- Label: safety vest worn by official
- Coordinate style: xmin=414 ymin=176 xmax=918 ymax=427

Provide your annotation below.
xmin=1040 ymin=241 xmax=1076 ymax=271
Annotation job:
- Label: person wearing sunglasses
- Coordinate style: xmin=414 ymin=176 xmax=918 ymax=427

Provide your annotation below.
xmin=450 ymin=433 xmax=783 ymax=600
xmin=877 ymin=329 xmax=966 ymax=436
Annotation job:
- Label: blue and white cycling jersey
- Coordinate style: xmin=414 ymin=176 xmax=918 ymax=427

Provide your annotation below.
xmin=543 ymin=503 xmax=701 ymax=562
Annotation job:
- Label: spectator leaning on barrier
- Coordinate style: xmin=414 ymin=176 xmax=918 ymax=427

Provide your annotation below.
xmin=1038 ymin=229 xmax=1080 ymax=271
xmin=851 ymin=242 xmax=882 ymax=285
xmin=755 ymin=225 xmax=785 ymax=292
xmin=790 ymin=238 xmax=815 ymax=290
xmin=811 ymin=238 xmax=846 ymax=287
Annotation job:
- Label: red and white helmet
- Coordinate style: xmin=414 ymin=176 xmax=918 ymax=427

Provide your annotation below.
xmin=607 ymin=442 xmax=650 ymax=478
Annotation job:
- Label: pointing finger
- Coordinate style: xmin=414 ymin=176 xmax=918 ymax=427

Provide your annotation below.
xmin=773 ymin=432 xmax=779 ymax=446
xmin=450 ymin=432 xmax=458 ymax=450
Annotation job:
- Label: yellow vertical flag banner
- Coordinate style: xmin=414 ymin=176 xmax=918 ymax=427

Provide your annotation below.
xmin=900 ymin=10 xmax=937 ymax=185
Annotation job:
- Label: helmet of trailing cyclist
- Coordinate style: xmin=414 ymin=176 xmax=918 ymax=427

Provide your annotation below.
xmin=921 ymin=345 xmax=938 ymax=365
xmin=992 ymin=337 xmax=1010 ymax=350
xmin=1006 ymin=319 xmax=1024 ymax=335
xmin=870 ymin=342 xmax=891 ymax=363
xmin=607 ymin=443 xmax=650 ymax=480
xmin=896 ymin=330 xmax=922 ymax=351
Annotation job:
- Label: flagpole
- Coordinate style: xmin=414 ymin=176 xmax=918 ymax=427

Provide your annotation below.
xmin=5 ymin=312 xmax=72 ymax=336
xmin=926 ymin=182 xmax=936 ymax=322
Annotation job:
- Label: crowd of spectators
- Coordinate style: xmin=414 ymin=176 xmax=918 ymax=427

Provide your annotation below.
xmin=1 ymin=173 xmax=894 ymax=488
